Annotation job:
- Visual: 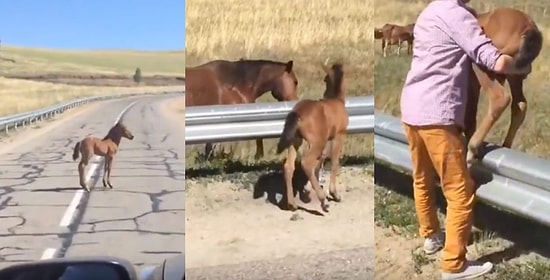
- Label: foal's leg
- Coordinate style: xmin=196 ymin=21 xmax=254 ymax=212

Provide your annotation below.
xmin=78 ymin=157 xmax=91 ymax=192
xmin=102 ymin=159 xmax=108 ymax=188
xmin=283 ymin=142 xmax=299 ymax=211
xmin=254 ymin=138 xmax=265 ymax=160
xmin=102 ymin=156 xmax=111 ymax=188
xmin=467 ymin=65 xmax=510 ymax=163
xmin=302 ymin=141 xmax=328 ymax=212
xmin=105 ymin=155 xmax=114 ymax=189
xmin=502 ymin=75 xmax=528 ymax=148
xmin=328 ymin=133 xmax=345 ymax=202
xmin=464 ymin=64 xmax=481 ymax=143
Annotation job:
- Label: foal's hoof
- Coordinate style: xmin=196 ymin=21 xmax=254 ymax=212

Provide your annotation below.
xmin=80 ymin=184 xmax=90 ymax=192
xmin=466 ymin=150 xmax=478 ymax=166
xmin=102 ymin=179 xmax=108 ymax=188
xmin=287 ymin=203 xmax=298 ymax=212
xmin=299 ymin=190 xmax=312 ymax=203
xmin=321 ymin=200 xmax=330 ymax=213
xmin=107 ymin=183 xmax=114 ymax=189
xmin=330 ymin=192 xmax=342 ymax=203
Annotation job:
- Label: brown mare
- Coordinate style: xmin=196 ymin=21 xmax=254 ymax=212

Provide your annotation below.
xmin=72 ymin=121 xmax=135 ymax=192
xmin=185 ymin=59 xmax=299 ymax=160
xmin=464 ymin=7 xmax=543 ymax=164
xmin=374 ymin=23 xmax=415 ymax=57
xmin=276 ymin=63 xmax=349 ymax=213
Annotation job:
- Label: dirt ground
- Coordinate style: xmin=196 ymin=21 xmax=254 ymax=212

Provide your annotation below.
xmin=375 ymin=226 xmax=440 ymax=279
xmin=185 ymin=166 xmax=374 ymax=272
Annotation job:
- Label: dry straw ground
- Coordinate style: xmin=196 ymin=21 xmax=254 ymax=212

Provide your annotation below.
xmin=0 ymin=45 xmax=185 ymax=116
xmin=185 ymin=0 xmax=374 ymax=168
xmin=374 ymin=1 xmax=550 ymax=279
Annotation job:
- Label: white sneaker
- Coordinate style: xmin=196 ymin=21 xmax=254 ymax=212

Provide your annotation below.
xmin=424 ymin=231 xmax=444 ymax=254
xmin=441 ymin=261 xmax=494 ymax=280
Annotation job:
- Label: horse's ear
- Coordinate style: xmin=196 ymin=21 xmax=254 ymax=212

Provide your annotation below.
xmin=285 ymin=60 xmax=294 ymax=72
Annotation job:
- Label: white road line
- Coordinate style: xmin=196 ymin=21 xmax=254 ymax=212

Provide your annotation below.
xmin=40 ymin=248 xmax=57 ymax=260
xmin=59 ymin=158 xmax=101 ymax=227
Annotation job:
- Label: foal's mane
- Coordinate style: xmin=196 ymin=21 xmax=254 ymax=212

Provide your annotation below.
xmin=324 ymin=63 xmax=345 ymax=99
xmin=103 ymin=124 xmax=121 ymax=141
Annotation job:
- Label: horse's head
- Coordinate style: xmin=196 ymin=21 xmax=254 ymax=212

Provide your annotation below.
xmin=321 ymin=61 xmax=346 ymax=100
xmin=115 ymin=122 xmax=134 ymax=140
xmin=405 ymin=23 xmax=415 ymax=33
xmin=266 ymin=60 xmax=299 ymax=102
xmin=374 ymin=28 xmax=384 ymax=39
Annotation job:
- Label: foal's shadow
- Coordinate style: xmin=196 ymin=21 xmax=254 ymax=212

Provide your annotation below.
xmin=253 ymin=165 xmax=324 ymax=216
xmin=31 ymin=187 xmax=81 ymax=192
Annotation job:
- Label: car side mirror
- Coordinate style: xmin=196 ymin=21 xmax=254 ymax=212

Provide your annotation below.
xmin=0 ymin=256 xmax=138 ymax=280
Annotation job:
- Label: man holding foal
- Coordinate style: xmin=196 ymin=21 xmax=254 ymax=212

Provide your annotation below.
xmin=399 ymin=0 xmax=531 ymax=279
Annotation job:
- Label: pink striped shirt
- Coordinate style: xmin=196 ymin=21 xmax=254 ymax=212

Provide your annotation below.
xmin=400 ymin=0 xmax=502 ymax=129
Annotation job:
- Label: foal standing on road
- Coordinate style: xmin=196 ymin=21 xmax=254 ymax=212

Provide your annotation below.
xmin=72 ymin=122 xmax=134 ymax=192
xmin=276 ymin=63 xmax=349 ymax=212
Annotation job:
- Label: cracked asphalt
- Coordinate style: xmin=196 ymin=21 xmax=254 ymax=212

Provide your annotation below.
xmin=0 ymin=94 xmax=184 ymax=270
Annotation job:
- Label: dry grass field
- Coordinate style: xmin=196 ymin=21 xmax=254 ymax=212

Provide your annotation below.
xmin=374 ymin=1 xmax=550 ymax=279
xmin=0 ymin=45 xmax=185 ymax=116
xmin=185 ymin=0 xmax=374 ymax=168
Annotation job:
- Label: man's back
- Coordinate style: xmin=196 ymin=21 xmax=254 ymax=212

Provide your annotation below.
xmin=400 ymin=0 xmax=500 ymax=128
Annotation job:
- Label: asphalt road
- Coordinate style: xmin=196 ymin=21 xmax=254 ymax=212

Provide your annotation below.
xmin=0 ymin=94 xmax=185 ymax=270
xmin=186 ymin=247 xmax=374 ymax=280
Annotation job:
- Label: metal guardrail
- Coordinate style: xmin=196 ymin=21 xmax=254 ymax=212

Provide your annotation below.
xmin=185 ymin=96 xmax=373 ymax=126
xmin=0 ymin=91 xmax=184 ymax=133
xmin=185 ymin=95 xmax=374 ymax=145
xmin=374 ymin=111 xmax=550 ymax=227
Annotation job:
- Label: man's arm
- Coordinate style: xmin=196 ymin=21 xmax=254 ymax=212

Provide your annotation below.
xmin=441 ymin=6 xmax=529 ymax=75
xmin=441 ymin=7 xmax=501 ymax=69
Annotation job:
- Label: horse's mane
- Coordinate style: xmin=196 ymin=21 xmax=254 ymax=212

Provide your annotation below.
xmin=222 ymin=59 xmax=288 ymax=88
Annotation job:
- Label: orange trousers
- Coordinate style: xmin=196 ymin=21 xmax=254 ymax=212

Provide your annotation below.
xmin=402 ymin=123 xmax=476 ymax=273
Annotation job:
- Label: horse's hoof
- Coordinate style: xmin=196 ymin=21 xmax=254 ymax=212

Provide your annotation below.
xmin=107 ymin=184 xmax=114 ymax=189
xmin=102 ymin=180 xmax=107 ymax=188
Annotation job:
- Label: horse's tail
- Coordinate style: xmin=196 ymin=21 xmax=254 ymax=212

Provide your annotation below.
xmin=276 ymin=111 xmax=300 ymax=154
xmin=72 ymin=141 xmax=81 ymax=161
xmin=515 ymin=27 xmax=543 ymax=68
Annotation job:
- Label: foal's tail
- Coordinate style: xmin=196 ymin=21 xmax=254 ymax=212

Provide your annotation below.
xmin=515 ymin=28 xmax=543 ymax=68
xmin=72 ymin=141 xmax=81 ymax=161
xmin=276 ymin=111 xmax=300 ymax=154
